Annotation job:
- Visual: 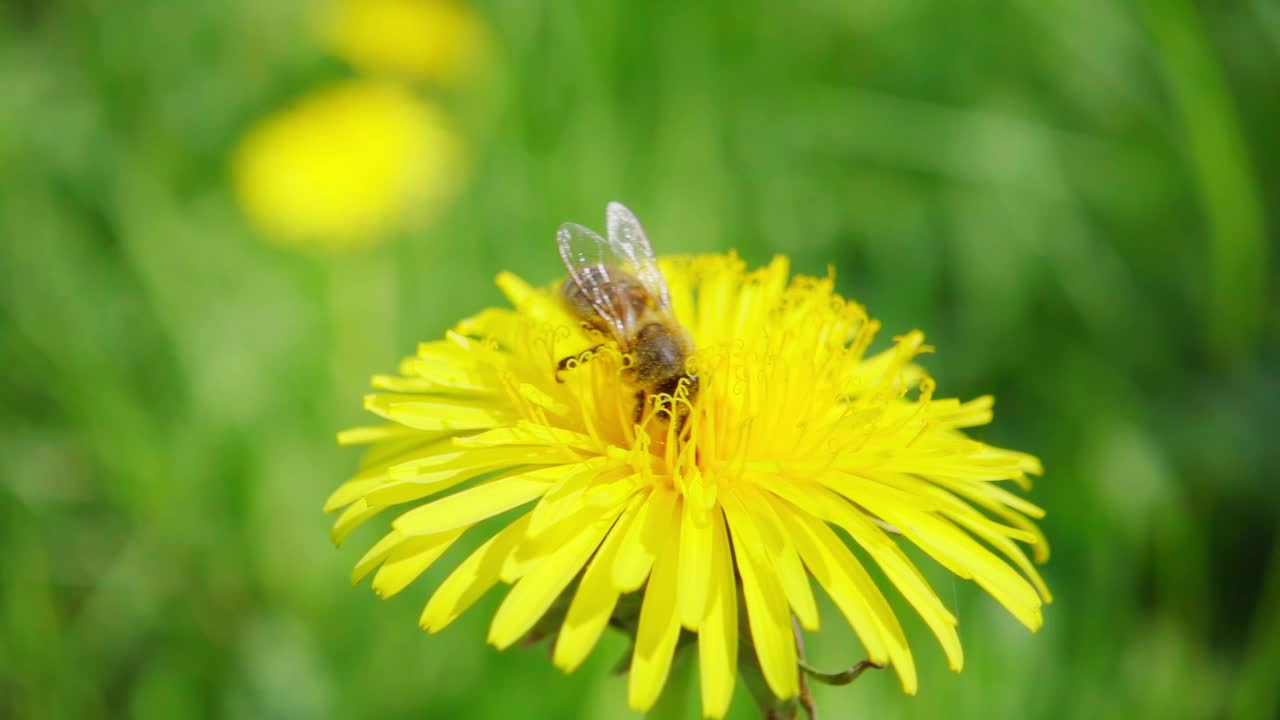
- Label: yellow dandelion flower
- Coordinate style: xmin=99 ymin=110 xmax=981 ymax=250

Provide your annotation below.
xmin=322 ymin=0 xmax=490 ymax=84
xmin=232 ymin=80 xmax=463 ymax=252
xmin=328 ymin=204 xmax=1051 ymax=718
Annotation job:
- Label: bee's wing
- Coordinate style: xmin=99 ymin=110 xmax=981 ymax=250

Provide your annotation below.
xmin=557 ymin=221 xmax=629 ymax=339
xmin=605 ymin=201 xmax=673 ymax=313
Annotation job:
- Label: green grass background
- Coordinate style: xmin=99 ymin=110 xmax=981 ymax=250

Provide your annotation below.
xmin=2 ymin=0 xmax=1278 ymax=718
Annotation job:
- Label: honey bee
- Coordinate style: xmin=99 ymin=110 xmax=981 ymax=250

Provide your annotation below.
xmin=556 ymin=202 xmax=698 ymax=423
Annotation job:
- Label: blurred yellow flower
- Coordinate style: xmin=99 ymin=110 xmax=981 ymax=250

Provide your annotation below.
xmin=322 ymin=0 xmax=489 ymax=84
xmin=233 ymin=80 xmax=463 ymax=252
xmin=328 ymin=227 xmax=1051 ymax=716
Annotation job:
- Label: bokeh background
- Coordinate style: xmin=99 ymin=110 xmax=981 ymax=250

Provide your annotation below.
xmin=2 ymin=0 xmax=1277 ymax=718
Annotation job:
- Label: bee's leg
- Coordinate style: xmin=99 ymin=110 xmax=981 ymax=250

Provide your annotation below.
xmin=555 ymin=344 xmax=605 ymax=382
xmin=651 ymin=374 xmax=699 ymax=434
xmin=633 ymin=389 xmax=647 ymax=424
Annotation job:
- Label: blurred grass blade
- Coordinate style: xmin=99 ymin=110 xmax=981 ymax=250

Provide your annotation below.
xmin=1139 ymin=0 xmax=1268 ymax=362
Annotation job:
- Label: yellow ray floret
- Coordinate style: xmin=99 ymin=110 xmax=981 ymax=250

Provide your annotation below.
xmin=328 ymin=253 xmax=1051 ymax=718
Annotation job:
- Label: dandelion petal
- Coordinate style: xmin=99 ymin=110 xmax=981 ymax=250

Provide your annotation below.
xmin=627 ymin=523 xmax=683 ymax=712
xmin=697 ymin=510 xmax=738 ymax=718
